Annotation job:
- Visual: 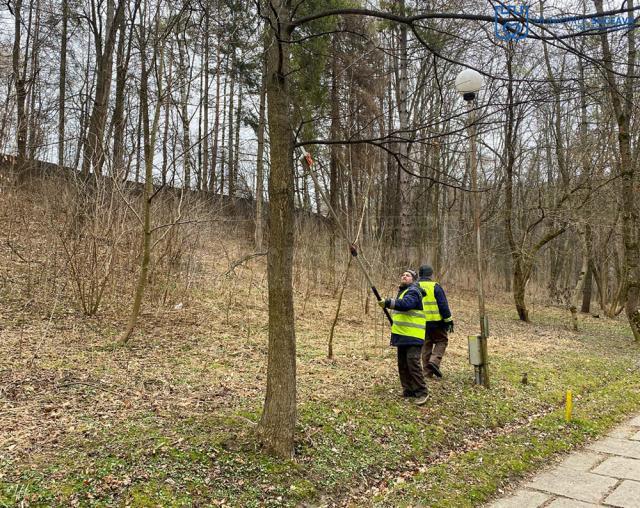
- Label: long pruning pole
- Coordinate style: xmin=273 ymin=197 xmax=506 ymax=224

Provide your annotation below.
xmin=298 ymin=149 xmax=393 ymax=325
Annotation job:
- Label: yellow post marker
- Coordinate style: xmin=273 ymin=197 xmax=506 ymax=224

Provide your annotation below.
xmin=565 ymin=390 xmax=573 ymax=422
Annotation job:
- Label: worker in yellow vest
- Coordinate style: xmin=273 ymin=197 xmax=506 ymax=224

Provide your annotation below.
xmin=417 ymin=264 xmax=454 ymax=379
xmin=378 ymin=269 xmax=429 ymax=405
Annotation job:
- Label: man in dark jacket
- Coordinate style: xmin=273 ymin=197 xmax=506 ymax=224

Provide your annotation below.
xmin=378 ymin=269 xmax=428 ymax=405
xmin=417 ymin=264 xmax=453 ymax=379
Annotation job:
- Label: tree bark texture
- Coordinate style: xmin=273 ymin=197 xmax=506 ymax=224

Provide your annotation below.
xmin=81 ymin=0 xmax=124 ymax=177
xmin=257 ymin=0 xmax=296 ymax=458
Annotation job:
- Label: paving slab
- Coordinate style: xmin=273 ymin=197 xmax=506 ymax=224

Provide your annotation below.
xmin=559 ymin=451 xmax=606 ymax=472
xmin=608 ymin=425 xmax=635 ymax=439
xmin=488 ymin=489 xmax=551 ymax=507
xmin=628 ymin=416 xmax=640 ymax=427
xmin=526 ymin=467 xmax=618 ymax=503
xmin=545 ymin=499 xmax=599 ymax=508
xmin=588 ymin=437 xmax=640 ymax=459
xmin=592 ymin=456 xmax=640 ymax=481
xmin=489 ymin=415 xmax=640 ymax=507
xmin=603 ymin=479 xmax=640 ymax=507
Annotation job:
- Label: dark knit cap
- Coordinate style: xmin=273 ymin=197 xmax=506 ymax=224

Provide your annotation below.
xmin=419 ymin=264 xmax=434 ymax=277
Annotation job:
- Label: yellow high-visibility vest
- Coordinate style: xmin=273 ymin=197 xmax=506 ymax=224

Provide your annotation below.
xmin=391 ymin=288 xmax=426 ymax=340
xmin=419 ymin=281 xmax=443 ymax=322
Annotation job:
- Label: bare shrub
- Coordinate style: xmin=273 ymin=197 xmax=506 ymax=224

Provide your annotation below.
xmin=1 ymin=175 xmax=68 ymax=309
xmin=48 ymin=176 xmax=136 ymax=315
xmin=0 ymin=174 xmax=216 ymax=320
xmin=146 ymin=190 xmax=208 ymax=307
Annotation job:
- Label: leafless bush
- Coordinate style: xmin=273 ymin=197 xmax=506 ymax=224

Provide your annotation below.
xmin=49 ymin=176 xmax=136 ymax=315
xmin=146 ymin=190 xmax=207 ymax=307
xmin=0 ymin=174 xmax=212 ymax=319
xmin=0 ymin=175 xmax=67 ymax=308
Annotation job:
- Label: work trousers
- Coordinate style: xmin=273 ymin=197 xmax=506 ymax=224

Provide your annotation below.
xmin=422 ymin=327 xmax=449 ymax=373
xmin=397 ymin=345 xmax=427 ymax=397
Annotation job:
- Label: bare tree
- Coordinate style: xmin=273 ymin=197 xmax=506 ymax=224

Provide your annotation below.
xmin=594 ymin=0 xmax=640 ymax=340
xmin=120 ymin=0 xmax=166 ymax=344
xmin=256 ymin=0 xmax=296 ymax=458
xmin=81 ymin=0 xmax=125 ymax=177
xmin=11 ymin=0 xmax=28 ymax=175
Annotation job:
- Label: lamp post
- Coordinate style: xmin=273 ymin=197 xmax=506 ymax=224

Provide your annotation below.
xmin=455 ymin=69 xmax=489 ymax=388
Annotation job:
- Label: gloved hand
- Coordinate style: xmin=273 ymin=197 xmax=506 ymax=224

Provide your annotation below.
xmin=377 ymin=299 xmax=387 ymax=308
xmin=446 ymin=321 xmax=454 ymax=333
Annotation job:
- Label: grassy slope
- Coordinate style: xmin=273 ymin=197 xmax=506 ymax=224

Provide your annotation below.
xmin=1 ymin=243 xmax=640 ymax=507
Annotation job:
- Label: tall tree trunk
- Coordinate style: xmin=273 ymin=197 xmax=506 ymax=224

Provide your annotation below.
xmin=111 ymin=11 xmax=131 ymax=178
xmin=582 ymin=261 xmax=594 ymax=314
xmin=578 ymin=50 xmax=593 ymax=316
xmin=219 ymin=57 xmax=228 ymax=194
xmin=254 ymin=48 xmax=266 ymax=251
xmin=228 ymin=49 xmax=236 ymax=197
xmin=74 ymin=34 xmax=92 ymax=171
xmin=209 ymin=40 xmax=221 ymax=192
xmin=197 ymin=65 xmax=203 ymax=191
xmin=201 ymin=11 xmax=210 ymax=192
xmin=396 ymin=3 xmax=411 ymax=264
xmin=439 ymin=183 xmax=449 ymax=276
xmin=570 ymin=229 xmax=590 ymax=331
xmin=257 ymin=0 xmax=296 ymax=459
xmin=431 ymin=141 xmax=442 ymax=270
xmin=82 ymin=0 xmax=124 ymax=177
xmin=161 ymin=48 xmax=173 ymax=186
xmin=12 ymin=0 xmax=28 ymax=174
xmin=178 ymin=30 xmax=191 ymax=189
xmin=134 ymin=97 xmax=142 ymax=183
xmin=234 ymin=78 xmax=242 ymax=196
xmin=542 ymin=28 xmax=570 ymax=301
xmin=513 ymin=259 xmax=530 ymax=322
xmin=504 ymin=48 xmax=526 ymax=321
xmin=595 ymin=0 xmax=640 ymax=340
xmin=120 ymin=2 xmax=163 ymax=344
xmin=329 ymin=42 xmax=339 ymax=286
xmin=27 ymin=0 xmax=41 ymax=160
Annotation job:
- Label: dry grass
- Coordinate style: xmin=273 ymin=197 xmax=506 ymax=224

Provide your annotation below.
xmin=1 ymin=233 xmax=629 ymax=461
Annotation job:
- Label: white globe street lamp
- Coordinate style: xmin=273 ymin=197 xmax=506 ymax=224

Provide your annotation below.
xmin=455 ymin=68 xmax=484 ymax=101
xmin=455 ymin=68 xmax=489 ymax=387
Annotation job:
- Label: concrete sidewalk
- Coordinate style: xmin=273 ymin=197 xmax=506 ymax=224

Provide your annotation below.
xmin=489 ymin=415 xmax=640 ymax=508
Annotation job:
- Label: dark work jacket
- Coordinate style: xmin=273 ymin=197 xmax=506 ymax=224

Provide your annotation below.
xmin=389 ymin=283 xmax=426 ymax=347
xmin=418 ymin=276 xmax=452 ymax=330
